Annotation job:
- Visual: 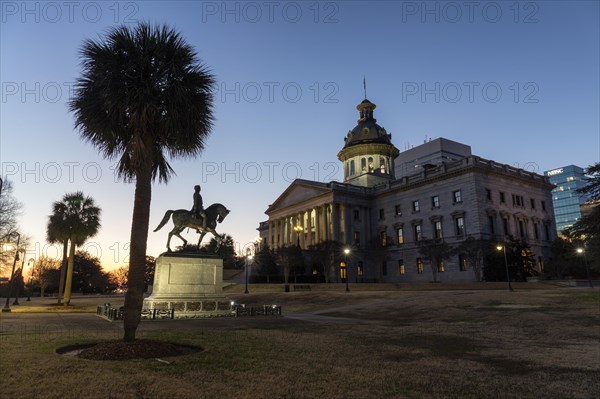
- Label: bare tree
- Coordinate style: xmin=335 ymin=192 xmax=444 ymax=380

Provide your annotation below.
xmin=109 ymin=266 xmax=129 ymax=291
xmin=454 ymin=236 xmax=490 ymax=282
xmin=32 ymin=256 xmax=61 ymax=297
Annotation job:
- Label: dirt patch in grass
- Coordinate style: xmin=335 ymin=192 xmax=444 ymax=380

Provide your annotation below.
xmin=56 ymin=339 xmax=201 ymax=361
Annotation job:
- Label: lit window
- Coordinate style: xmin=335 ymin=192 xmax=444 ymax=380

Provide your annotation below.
xmin=361 ymin=158 xmax=367 ymax=172
xmin=398 ymin=259 xmax=405 ymax=275
xmin=459 ymin=254 xmax=468 ymax=271
xmin=368 ymin=157 xmax=374 ymax=172
xmin=380 ymin=230 xmax=388 ymax=246
xmin=417 ymin=258 xmax=423 ymax=274
xmin=414 ymin=224 xmax=422 ymax=241
xmin=437 ymin=258 xmax=445 ymax=273
xmin=380 ymin=157 xmax=386 ymax=173
xmin=397 ymin=227 xmax=404 ymax=244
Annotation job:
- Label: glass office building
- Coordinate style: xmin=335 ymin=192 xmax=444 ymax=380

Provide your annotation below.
xmin=544 ymin=165 xmax=589 ymax=233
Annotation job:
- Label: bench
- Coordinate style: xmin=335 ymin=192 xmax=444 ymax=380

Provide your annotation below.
xmin=293 ymin=284 xmax=311 ymax=291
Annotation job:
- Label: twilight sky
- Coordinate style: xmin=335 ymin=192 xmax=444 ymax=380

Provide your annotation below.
xmin=1 ymin=1 xmax=598 ymax=271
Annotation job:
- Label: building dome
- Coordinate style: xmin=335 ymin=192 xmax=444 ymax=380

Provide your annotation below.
xmin=338 ymin=98 xmax=399 ymax=187
xmin=343 ymin=99 xmax=393 ymax=148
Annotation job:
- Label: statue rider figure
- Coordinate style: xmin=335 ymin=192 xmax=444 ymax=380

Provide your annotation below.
xmin=191 ymin=185 xmax=207 ymax=230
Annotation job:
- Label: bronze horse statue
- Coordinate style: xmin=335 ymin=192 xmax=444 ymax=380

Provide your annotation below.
xmin=153 ymin=203 xmax=230 ymax=252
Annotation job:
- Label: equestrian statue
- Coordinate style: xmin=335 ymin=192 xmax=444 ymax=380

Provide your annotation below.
xmin=154 ymin=185 xmax=230 ymax=252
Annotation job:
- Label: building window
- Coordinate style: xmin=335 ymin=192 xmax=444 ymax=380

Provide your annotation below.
xmin=544 ymin=224 xmax=550 ymax=240
xmin=417 ymin=258 xmax=423 ymax=274
xmin=396 ymin=227 xmax=404 ymax=244
xmin=350 ymin=160 xmax=355 ymax=176
xmin=458 ymin=254 xmax=468 ymax=271
xmin=537 ymin=256 xmax=544 ymax=273
xmin=437 ymin=258 xmax=445 ymax=273
xmin=512 ymin=194 xmax=524 ymax=207
xmin=395 ymin=205 xmax=402 ymax=216
xmin=380 ymin=230 xmax=388 ymax=246
xmin=382 ymin=261 xmax=387 ymax=276
xmin=455 ymin=217 xmax=465 ymax=236
xmin=541 ymin=201 xmax=546 ymax=211
xmin=354 ymin=231 xmax=361 ymax=246
xmin=379 ymin=208 xmax=385 ymax=220
xmin=358 ymin=261 xmax=364 ymax=276
xmin=453 ymin=190 xmax=462 ymax=203
xmin=398 ymin=259 xmax=405 ymax=275
xmin=530 ymin=198 xmax=536 ymax=209
xmin=368 ymin=157 xmax=374 ymax=172
xmin=489 ymin=215 xmax=495 ymax=235
xmin=432 ymin=195 xmax=440 ymax=208
xmin=380 ymin=157 xmax=386 ymax=173
xmin=500 ymin=192 xmax=506 ymax=204
xmin=361 ymin=158 xmax=367 ymax=172
xmin=534 ymin=222 xmax=539 ymax=239
xmin=412 ymin=200 xmax=420 ymax=212
xmin=414 ymin=224 xmax=422 ymax=241
xmin=518 ymin=220 xmax=525 ymax=238
xmin=503 ymin=218 xmax=509 ymax=236
xmin=434 ymin=220 xmax=443 ymax=238
xmin=353 ymin=209 xmax=360 ymax=221
xmin=486 ymin=189 xmax=492 ymax=201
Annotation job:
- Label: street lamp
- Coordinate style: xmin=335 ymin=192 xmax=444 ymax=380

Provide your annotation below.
xmin=293 ymin=225 xmax=303 ymax=248
xmin=26 ymin=258 xmax=35 ymax=301
xmin=245 ymin=254 xmax=253 ymax=294
xmin=343 ymin=247 xmax=350 ymax=292
xmin=13 ymin=252 xmax=26 ymax=306
xmin=576 ymin=248 xmax=593 ymax=288
xmin=496 ymin=244 xmax=513 ymax=292
xmin=2 ymin=232 xmax=21 ymax=312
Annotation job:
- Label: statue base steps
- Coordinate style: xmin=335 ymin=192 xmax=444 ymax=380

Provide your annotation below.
xmin=143 ymin=253 xmax=232 ymax=318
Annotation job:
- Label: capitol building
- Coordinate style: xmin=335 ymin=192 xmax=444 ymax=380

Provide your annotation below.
xmin=258 ymin=98 xmax=556 ymax=283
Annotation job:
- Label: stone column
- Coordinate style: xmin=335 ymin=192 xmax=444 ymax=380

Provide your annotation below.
xmin=268 ymin=221 xmax=273 ymax=248
xmin=344 ymin=204 xmax=352 ymax=246
xmin=332 ymin=203 xmax=340 ymax=242
xmin=315 ymin=207 xmax=321 ymax=244
xmin=306 ymin=209 xmax=313 ymax=247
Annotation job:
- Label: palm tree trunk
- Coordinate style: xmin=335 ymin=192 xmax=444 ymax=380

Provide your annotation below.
xmin=63 ymin=241 xmax=76 ymax=305
xmin=56 ymin=239 xmax=68 ymax=305
xmin=123 ymin=167 xmax=152 ymax=342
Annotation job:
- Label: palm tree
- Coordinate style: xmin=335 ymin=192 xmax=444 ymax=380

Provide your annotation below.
xmin=69 ymin=23 xmax=215 ymax=341
xmin=46 ymin=201 xmax=70 ymax=305
xmin=47 ymin=192 xmax=101 ymax=305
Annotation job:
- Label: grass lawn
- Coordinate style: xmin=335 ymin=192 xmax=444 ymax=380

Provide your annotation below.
xmin=0 ymin=287 xmax=598 ymax=398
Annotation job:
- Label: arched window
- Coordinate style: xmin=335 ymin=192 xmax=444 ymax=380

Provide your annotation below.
xmin=350 ymin=160 xmax=355 ymax=176
xmin=368 ymin=157 xmax=374 ymax=172
xmin=380 ymin=157 xmax=386 ymax=174
xmin=361 ymin=158 xmax=367 ymax=172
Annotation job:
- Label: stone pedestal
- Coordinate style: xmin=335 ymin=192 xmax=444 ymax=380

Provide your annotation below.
xmin=143 ymin=253 xmax=232 ymax=318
